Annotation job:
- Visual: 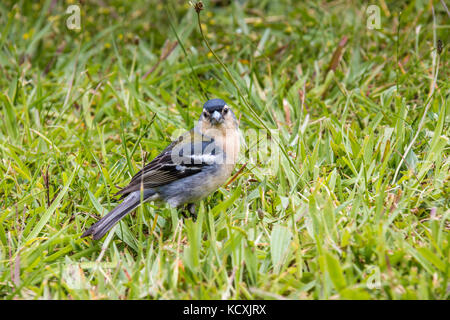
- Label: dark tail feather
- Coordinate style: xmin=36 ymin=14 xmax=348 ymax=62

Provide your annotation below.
xmin=81 ymin=190 xmax=156 ymax=240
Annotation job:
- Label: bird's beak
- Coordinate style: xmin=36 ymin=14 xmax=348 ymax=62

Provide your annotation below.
xmin=210 ymin=111 xmax=223 ymax=125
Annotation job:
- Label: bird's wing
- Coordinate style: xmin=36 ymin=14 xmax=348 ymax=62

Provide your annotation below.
xmin=116 ymin=129 xmax=222 ymax=197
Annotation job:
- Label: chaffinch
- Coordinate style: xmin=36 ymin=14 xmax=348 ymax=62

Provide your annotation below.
xmin=82 ymin=98 xmax=240 ymax=240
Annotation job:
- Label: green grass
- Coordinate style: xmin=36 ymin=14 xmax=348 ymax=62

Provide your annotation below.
xmin=0 ymin=0 xmax=449 ymax=299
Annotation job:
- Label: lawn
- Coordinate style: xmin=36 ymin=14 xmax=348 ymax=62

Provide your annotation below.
xmin=0 ymin=0 xmax=448 ymax=299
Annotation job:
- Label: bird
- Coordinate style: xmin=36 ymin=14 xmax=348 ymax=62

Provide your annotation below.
xmin=81 ymin=98 xmax=240 ymax=240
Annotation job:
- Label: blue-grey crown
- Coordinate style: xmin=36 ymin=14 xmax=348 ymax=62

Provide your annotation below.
xmin=203 ymin=98 xmax=227 ymax=113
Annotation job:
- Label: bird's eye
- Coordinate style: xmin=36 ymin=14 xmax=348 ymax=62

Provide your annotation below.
xmin=203 ymin=111 xmax=209 ymax=118
xmin=223 ymin=107 xmax=228 ymax=114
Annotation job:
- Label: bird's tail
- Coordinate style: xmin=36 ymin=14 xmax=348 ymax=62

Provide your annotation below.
xmin=81 ymin=189 xmax=156 ymax=240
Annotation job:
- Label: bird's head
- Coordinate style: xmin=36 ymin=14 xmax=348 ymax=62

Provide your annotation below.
xmin=198 ymin=99 xmax=237 ymax=131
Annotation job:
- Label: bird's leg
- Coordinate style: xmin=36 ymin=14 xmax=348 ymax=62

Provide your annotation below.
xmin=187 ymin=203 xmax=197 ymax=222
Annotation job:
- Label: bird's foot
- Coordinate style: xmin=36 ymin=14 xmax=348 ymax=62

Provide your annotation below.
xmin=181 ymin=203 xmax=197 ymax=221
xmin=188 ymin=203 xmax=197 ymax=222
